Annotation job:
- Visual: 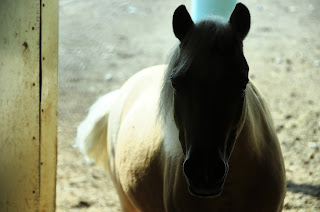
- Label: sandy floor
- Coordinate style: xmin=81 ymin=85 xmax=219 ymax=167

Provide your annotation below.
xmin=57 ymin=0 xmax=320 ymax=211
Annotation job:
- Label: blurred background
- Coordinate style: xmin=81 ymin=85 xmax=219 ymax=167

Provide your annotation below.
xmin=57 ymin=0 xmax=320 ymax=211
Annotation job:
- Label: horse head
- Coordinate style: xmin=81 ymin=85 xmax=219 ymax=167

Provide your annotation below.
xmin=170 ymin=3 xmax=250 ymax=198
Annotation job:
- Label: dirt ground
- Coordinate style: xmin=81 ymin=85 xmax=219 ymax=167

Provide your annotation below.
xmin=57 ymin=0 xmax=320 ymax=211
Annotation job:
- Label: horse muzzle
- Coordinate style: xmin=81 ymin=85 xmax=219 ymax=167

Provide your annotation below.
xmin=187 ymin=180 xmax=224 ymax=198
xmin=183 ymin=158 xmax=229 ymax=198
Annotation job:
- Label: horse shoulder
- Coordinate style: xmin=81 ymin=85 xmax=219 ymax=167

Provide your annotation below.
xmin=108 ymin=65 xmax=167 ymax=211
xmin=227 ymin=81 xmax=286 ymax=211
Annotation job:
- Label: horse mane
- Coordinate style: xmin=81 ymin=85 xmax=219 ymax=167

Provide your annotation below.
xmin=157 ymin=42 xmax=196 ymax=122
xmin=157 ymin=45 xmax=179 ymax=122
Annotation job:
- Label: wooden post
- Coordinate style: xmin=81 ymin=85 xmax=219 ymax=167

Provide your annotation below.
xmin=191 ymin=0 xmax=237 ymax=22
xmin=0 ymin=0 xmax=58 ymax=211
xmin=40 ymin=0 xmax=58 ymax=211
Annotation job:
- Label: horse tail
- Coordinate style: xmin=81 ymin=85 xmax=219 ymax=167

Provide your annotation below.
xmin=76 ymin=89 xmax=120 ymax=172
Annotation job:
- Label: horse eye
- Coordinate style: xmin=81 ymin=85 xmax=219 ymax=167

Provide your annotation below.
xmin=170 ymin=76 xmax=182 ymax=89
xmin=241 ymin=89 xmax=246 ymax=99
xmin=170 ymin=73 xmax=188 ymax=91
xmin=240 ymin=82 xmax=248 ymax=98
xmin=171 ymin=81 xmax=179 ymax=94
xmin=240 ymin=78 xmax=249 ymax=90
xmin=171 ymin=79 xmax=179 ymax=90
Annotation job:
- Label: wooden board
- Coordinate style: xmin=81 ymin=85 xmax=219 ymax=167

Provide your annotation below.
xmin=0 ymin=0 xmax=41 ymax=211
xmin=40 ymin=0 xmax=59 ymax=211
xmin=0 ymin=0 xmax=58 ymax=211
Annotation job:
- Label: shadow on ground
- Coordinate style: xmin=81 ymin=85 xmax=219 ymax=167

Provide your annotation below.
xmin=287 ymin=180 xmax=320 ymax=200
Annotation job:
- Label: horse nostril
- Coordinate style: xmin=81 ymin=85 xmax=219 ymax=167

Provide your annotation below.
xmin=212 ymin=160 xmax=227 ymax=181
xmin=183 ymin=159 xmax=202 ymax=183
xmin=183 ymin=159 xmax=193 ymax=180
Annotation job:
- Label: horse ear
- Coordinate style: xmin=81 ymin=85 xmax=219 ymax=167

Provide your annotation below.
xmin=173 ymin=5 xmax=194 ymax=41
xmin=229 ymin=3 xmax=251 ymax=40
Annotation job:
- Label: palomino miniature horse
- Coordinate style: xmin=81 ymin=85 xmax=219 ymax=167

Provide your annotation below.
xmin=77 ymin=3 xmax=286 ymax=212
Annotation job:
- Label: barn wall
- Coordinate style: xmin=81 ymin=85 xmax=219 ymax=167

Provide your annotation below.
xmin=0 ymin=0 xmax=58 ymax=211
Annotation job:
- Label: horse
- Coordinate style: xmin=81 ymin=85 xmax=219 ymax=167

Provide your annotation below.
xmin=77 ymin=3 xmax=286 ymax=212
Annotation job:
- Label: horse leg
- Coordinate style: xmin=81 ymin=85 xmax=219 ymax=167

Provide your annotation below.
xmin=112 ymin=184 xmax=139 ymax=212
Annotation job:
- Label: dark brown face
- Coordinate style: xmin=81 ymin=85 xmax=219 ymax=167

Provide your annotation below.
xmin=172 ymin=72 xmax=247 ymax=197
xmin=171 ymin=3 xmax=250 ymax=197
